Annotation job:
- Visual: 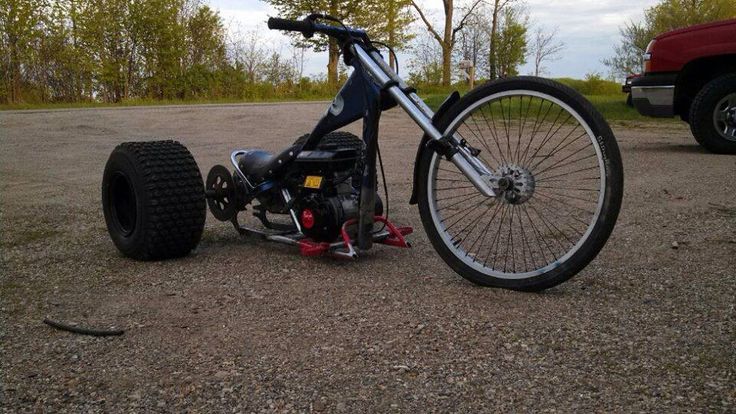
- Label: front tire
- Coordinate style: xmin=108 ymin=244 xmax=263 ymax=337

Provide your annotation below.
xmin=417 ymin=77 xmax=623 ymax=291
xmin=689 ymin=75 xmax=736 ymax=154
xmin=102 ymin=140 xmax=206 ymax=260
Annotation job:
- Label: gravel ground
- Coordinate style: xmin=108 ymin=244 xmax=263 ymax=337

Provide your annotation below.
xmin=1 ymin=103 xmax=734 ymax=412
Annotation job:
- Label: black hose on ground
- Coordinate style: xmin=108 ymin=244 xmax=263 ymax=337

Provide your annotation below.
xmin=43 ymin=318 xmax=124 ymax=337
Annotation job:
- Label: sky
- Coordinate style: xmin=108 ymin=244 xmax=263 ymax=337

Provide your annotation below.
xmin=209 ymin=0 xmax=661 ymax=79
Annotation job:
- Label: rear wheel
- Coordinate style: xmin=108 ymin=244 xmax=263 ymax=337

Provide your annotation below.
xmin=689 ymin=74 xmax=736 ymax=154
xmin=102 ymin=140 xmax=206 ymax=260
xmin=417 ymin=77 xmax=623 ymax=291
xmin=293 ymin=131 xmax=364 ymax=151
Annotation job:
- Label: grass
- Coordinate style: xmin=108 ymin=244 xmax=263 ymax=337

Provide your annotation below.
xmin=421 ymin=92 xmax=678 ymax=123
xmin=0 ymin=96 xmax=332 ymax=111
xmin=1 ymin=90 xmax=678 ymax=124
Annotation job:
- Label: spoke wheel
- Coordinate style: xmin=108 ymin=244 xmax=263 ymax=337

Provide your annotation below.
xmin=418 ymin=77 xmax=623 ymax=291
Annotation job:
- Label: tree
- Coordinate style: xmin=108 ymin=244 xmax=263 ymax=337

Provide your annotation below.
xmin=602 ymin=22 xmax=652 ymax=79
xmin=487 ymin=0 xmax=521 ymax=80
xmin=0 ymin=0 xmax=343 ymax=105
xmin=454 ymin=7 xmax=489 ymax=79
xmin=647 ymin=0 xmax=736 ymax=32
xmin=411 ymin=0 xmax=483 ymax=86
xmin=183 ymin=5 xmax=227 ymax=98
xmin=605 ymin=0 xmax=736 ymax=78
xmin=359 ymin=0 xmax=414 ymax=70
xmin=289 ymin=44 xmax=308 ymax=80
xmin=493 ymin=7 xmax=528 ymax=78
xmin=407 ymin=29 xmax=444 ymax=85
xmin=530 ymin=26 xmax=564 ymax=76
xmin=228 ymin=28 xmax=267 ymax=84
xmin=186 ymin=5 xmax=226 ymax=70
xmin=0 ymin=0 xmax=45 ymax=103
xmin=262 ymin=0 xmax=408 ymax=87
xmin=263 ymin=49 xmax=296 ymax=84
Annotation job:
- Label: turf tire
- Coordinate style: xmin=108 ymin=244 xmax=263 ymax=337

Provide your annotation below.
xmin=102 ymin=140 xmax=206 ymax=260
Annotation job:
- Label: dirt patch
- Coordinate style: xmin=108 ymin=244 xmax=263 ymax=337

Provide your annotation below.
xmin=1 ymin=103 xmax=734 ymax=412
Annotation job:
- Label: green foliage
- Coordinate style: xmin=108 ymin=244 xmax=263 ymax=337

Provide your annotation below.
xmin=421 ymin=90 xmax=672 ymax=122
xmin=0 ymin=0 xmax=233 ymax=104
xmin=556 ymin=73 xmax=621 ymax=96
xmin=261 ymin=0 xmax=414 ymax=85
xmin=261 ymin=0 xmax=356 ymax=53
xmin=0 ymin=0 xmax=330 ymax=104
xmin=0 ymin=0 xmax=46 ymax=103
xmin=605 ymin=0 xmax=736 ymax=78
xmin=407 ymin=34 xmax=445 ymax=87
xmin=358 ymin=0 xmax=415 ymax=51
xmin=493 ymin=7 xmax=528 ymax=78
xmin=407 ymin=62 xmax=444 ymax=87
xmin=647 ymin=0 xmax=736 ymax=32
xmin=186 ymin=6 xmax=227 ymax=70
xmin=602 ymin=22 xmax=652 ymax=78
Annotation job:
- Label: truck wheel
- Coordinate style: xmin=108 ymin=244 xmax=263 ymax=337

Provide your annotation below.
xmin=689 ymin=74 xmax=736 ymax=154
xmin=102 ymin=140 xmax=206 ymax=260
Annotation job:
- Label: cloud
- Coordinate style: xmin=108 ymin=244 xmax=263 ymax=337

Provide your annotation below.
xmin=209 ymin=0 xmax=661 ymax=79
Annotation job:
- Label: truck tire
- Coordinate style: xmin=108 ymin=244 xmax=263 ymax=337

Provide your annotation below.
xmin=102 ymin=140 xmax=206 ymax=260
xmin=689 ymin=74 xmax=736 ymax=154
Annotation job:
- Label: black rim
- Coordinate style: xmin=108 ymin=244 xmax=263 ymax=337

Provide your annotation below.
xmin=109 ymin=172 xmax=137 ymax=237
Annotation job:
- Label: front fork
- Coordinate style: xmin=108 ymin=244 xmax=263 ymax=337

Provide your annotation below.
xmin=353 ymin=45 xmax=498 ymax=199
xmin=357 ymin=91 xmax=381 ymax=250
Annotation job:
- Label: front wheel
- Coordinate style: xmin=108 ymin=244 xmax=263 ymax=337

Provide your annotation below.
xmin=689 ymin=74 xmax=736 ymax=154
xmin=417 ymin=77 xmax=623 ymax=291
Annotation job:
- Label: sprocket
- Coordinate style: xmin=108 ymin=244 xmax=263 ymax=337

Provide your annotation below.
xmin=205 ymin=165 xmax=238 ymax=221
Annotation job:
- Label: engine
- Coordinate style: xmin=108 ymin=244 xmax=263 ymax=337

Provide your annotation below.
xmin=292 ymin=147 xmax=381 ymax=242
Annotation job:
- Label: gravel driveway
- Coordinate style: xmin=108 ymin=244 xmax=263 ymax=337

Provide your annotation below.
xmin=1 ymin=103 xmax=734 ymax=412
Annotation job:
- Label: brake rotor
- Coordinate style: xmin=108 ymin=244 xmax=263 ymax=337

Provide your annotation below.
xmin=495 ymin=164 xmax=536 ymax=205
xmin=206 ymin=165 xmax=237 ymax=221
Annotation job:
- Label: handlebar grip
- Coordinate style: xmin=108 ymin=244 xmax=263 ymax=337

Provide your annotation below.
xmin=267 ymin=17 xmax=314 ymax=36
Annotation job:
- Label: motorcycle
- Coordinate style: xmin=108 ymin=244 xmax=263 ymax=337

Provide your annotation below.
xmin=101 ymin=15 xmax=623 ymax=291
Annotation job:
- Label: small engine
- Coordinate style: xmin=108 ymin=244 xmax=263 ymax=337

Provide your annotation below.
xmin=292 ymin=146 xmax=381 ymax=242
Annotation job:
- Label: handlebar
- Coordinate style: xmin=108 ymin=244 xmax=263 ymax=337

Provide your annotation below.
xmin=267 ymin=16 xmax=367 ymax=41
xmin=267 ymin=17 xmax=315 ymax=37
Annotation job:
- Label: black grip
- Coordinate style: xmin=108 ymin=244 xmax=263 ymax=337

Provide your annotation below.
xmin=267 ymin=17 xmax=314 ymax=35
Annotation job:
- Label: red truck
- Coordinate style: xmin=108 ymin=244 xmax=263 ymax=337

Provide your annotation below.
xmin=631 ymin=19 xmax=736 ymax=153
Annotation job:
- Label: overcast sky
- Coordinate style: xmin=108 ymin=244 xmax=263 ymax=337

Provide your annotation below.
xmin=210 ymin=0 xmax=660 ymax=79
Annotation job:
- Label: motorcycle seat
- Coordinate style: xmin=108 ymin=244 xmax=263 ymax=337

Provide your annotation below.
xmin=238 ymin=144 xmax=300 ymax=182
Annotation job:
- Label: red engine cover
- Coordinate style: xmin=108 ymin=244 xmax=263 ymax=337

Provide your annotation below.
xmin=300 ymin=209 xmax=315 ymax=229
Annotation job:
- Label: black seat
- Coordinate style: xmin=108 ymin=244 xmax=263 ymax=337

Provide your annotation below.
xmin=238 ymin=144 xmax=300 ymax=182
